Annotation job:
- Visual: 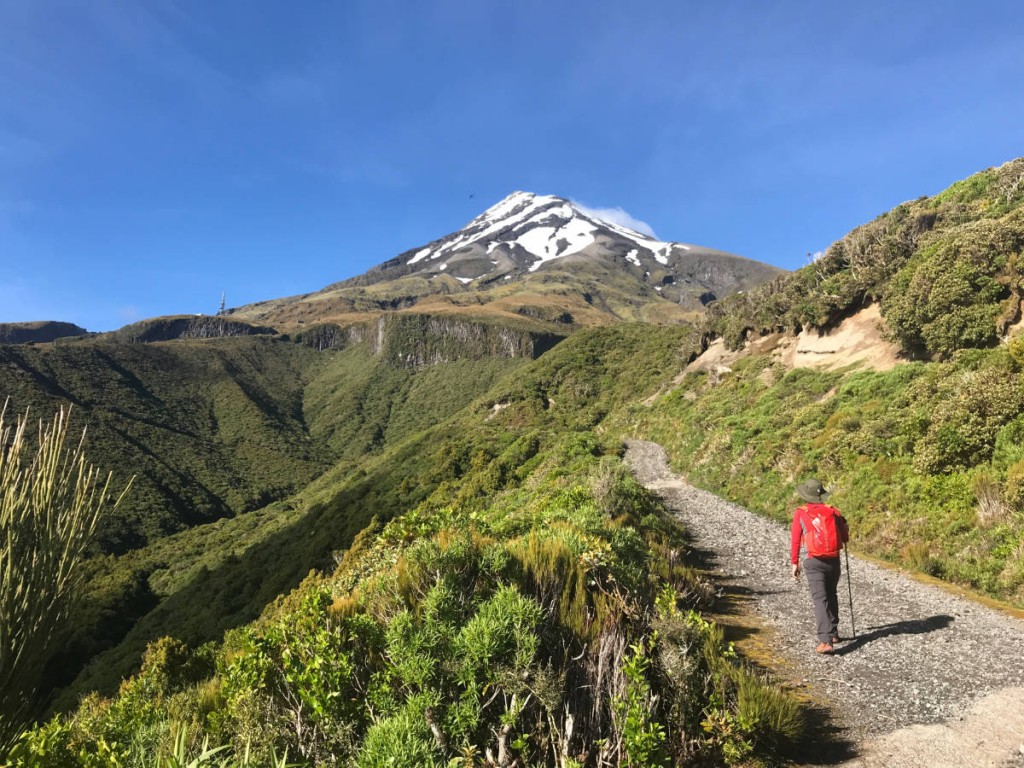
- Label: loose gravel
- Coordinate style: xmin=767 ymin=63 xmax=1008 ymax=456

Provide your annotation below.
xmin=624 ymin=440 xmax=1024 ymax=767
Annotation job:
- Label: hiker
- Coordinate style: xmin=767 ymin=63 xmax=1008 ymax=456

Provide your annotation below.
xmin=790 ymin=479 xmax=849 ymax=654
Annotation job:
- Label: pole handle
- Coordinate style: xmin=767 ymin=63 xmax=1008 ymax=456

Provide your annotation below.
xmin=844 ymin=544 xmax=856 ymax=638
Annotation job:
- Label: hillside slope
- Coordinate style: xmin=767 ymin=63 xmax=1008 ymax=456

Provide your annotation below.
xmin=14 ymin=325 xmax=820 ymax=767
xmin=0 ymin=332 xmax=530 ymax=703
xmin=0 ymin=337 xmax=329 ymax=551
xmin=705 ymin=158 xmax=1024 ymax=358
xmin=58 ymin=324 xmax=693 ymax=703
xmin=629 ymin=159 xmax=1024 ymax=606
xmin=0 ymin=321 xmax=90 ymax=344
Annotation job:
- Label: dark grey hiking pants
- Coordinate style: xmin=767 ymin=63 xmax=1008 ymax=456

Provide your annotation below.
xmin=804 ymin=555 xmax=841 ymax=643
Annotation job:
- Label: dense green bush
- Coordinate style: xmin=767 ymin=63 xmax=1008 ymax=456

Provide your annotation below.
xmin=883 ymin=213 xmax=1024 ymax=357
xmin=12 ymin=440 xmax=802 ymax=766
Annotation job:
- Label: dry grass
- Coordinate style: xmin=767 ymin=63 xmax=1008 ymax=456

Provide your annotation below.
xmin=974 ymin=472 xmax=1010 ymax=527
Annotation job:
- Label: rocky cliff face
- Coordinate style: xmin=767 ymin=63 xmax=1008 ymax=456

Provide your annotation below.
xmin=109 ymin=316 xmax=277 ymax=343
xmin=101 ymin=310 xmax=559 ymax=368
xmin=294 ymin=313 xmax=564 ymax=365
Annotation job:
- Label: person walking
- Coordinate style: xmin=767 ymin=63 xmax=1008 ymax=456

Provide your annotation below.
xmin=790 ymin=479 xmax=849 ymax=654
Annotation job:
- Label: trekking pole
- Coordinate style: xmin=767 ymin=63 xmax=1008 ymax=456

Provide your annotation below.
xmin=844 ymin=543 xmax=856 ymax=638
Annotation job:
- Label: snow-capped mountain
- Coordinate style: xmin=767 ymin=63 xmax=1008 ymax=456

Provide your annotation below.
xmin=340 ymin=191 xmax=782 ymax=306
xmin=406 ymin=192 xmax=682 ymax=278
xmin=231 ymin=192 xmax=783 ymax=330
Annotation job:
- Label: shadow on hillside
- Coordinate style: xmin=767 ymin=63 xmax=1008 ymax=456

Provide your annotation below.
xmin=680 ymin=541 xmax=723 ymax=578
xmin=833 ymin=614 xmax=955 ymax=656
xmin=55 ymin=435 xmax=430 ymax=708
xmin=678 ymin=539 xmax=775 ymax=616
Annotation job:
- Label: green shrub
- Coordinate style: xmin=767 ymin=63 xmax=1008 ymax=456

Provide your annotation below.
xmin=883 ymin=214 xmax=1024 ymax=357
xmin=1005 ymin=461 xmax=1024 ymax=511
xmin=614 ymin=642 xmax=668 ymax=767
xmin=911 ymin=364 xmax=1024 ymax=473
xmin=356 ymin=697 xmax=443 ymax=768
xmin=14 ymin=425 xmax=806 ymax=767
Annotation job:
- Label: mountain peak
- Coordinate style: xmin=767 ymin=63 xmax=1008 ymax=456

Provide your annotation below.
xmin=238 ymin=191 xmax=785 ymax=328
xmin=406 ymin=191 xmax=684 ymax=277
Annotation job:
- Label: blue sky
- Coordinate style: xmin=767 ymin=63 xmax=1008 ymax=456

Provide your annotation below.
xmin=1 ymin=1 xmax=1022 ymax=331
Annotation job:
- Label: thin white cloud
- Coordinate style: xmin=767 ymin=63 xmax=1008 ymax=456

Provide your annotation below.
xmin=573 ymin=202 xmax=658 ymax=238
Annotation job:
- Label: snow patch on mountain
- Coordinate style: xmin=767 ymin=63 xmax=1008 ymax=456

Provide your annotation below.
xmin=409 ymin=246 xmax=433 ymax=265
xmin=520 ymin=218 xmax=598 ymax=272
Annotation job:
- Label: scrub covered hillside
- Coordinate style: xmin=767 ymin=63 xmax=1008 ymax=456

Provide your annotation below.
xmin=630 ymin=158 xmax=1024 ymax=605
xmin=54 ymin=324 xmax=693 ymax=709
xmin=15 ymin=336 xmax=527 ymax=709
xmin=10 ymin=336 xmax=807 ymax=766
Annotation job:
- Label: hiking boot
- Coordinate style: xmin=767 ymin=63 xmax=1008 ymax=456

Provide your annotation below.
xmin=815 ymin=642 xmax=834 ymax=654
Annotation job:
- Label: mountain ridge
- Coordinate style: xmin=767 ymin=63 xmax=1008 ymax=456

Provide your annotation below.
xmin=1 ymin=192 xmax=783 ymax=342
xmin=335 ymin=191 xmax=739 ymax=288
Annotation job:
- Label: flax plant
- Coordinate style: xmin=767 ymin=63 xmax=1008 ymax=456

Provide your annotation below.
xmin=0 ymin=401 xmax=131 ymax=749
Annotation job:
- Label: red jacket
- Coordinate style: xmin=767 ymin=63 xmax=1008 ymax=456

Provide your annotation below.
xmin=790 ymin=503 xmax=849 ymax=563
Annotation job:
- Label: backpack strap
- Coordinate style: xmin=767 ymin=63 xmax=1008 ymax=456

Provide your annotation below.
xmin=796 ymin=505 xmax=809 ymax=537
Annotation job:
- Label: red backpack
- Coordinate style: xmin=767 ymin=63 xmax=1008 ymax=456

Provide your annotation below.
xmin=799 ymin=504 xmax=847 ymax=558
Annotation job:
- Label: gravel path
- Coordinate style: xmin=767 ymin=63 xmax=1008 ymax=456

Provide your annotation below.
xmin=624 ymin=440 xmax=1024 ymax=768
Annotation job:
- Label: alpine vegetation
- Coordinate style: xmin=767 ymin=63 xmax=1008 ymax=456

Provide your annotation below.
xmin=0 ymin=404 xmax=132 ymax=750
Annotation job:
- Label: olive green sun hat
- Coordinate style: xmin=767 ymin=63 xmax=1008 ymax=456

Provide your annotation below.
xmin=796 ymin=478 xmax=831 ymax=503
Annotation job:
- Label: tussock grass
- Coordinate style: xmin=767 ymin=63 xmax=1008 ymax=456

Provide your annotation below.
xmin=0 ymin=403 xmax=131 ymax=748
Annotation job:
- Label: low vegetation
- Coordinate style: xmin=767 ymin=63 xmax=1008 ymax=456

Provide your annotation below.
xmin=631 ymin=340 xmax=1024 ymax=605
xmin=49 ymin=324 xmax=690 ymax=708
xmin=616 ymin=160 xmax=1024 ymax=605
xmin=8 ymin=435 xmax=803 ymax=766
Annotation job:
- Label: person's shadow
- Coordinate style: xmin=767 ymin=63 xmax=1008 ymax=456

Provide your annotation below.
xmin=833 ymin=614 xmax=954 ymax=655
